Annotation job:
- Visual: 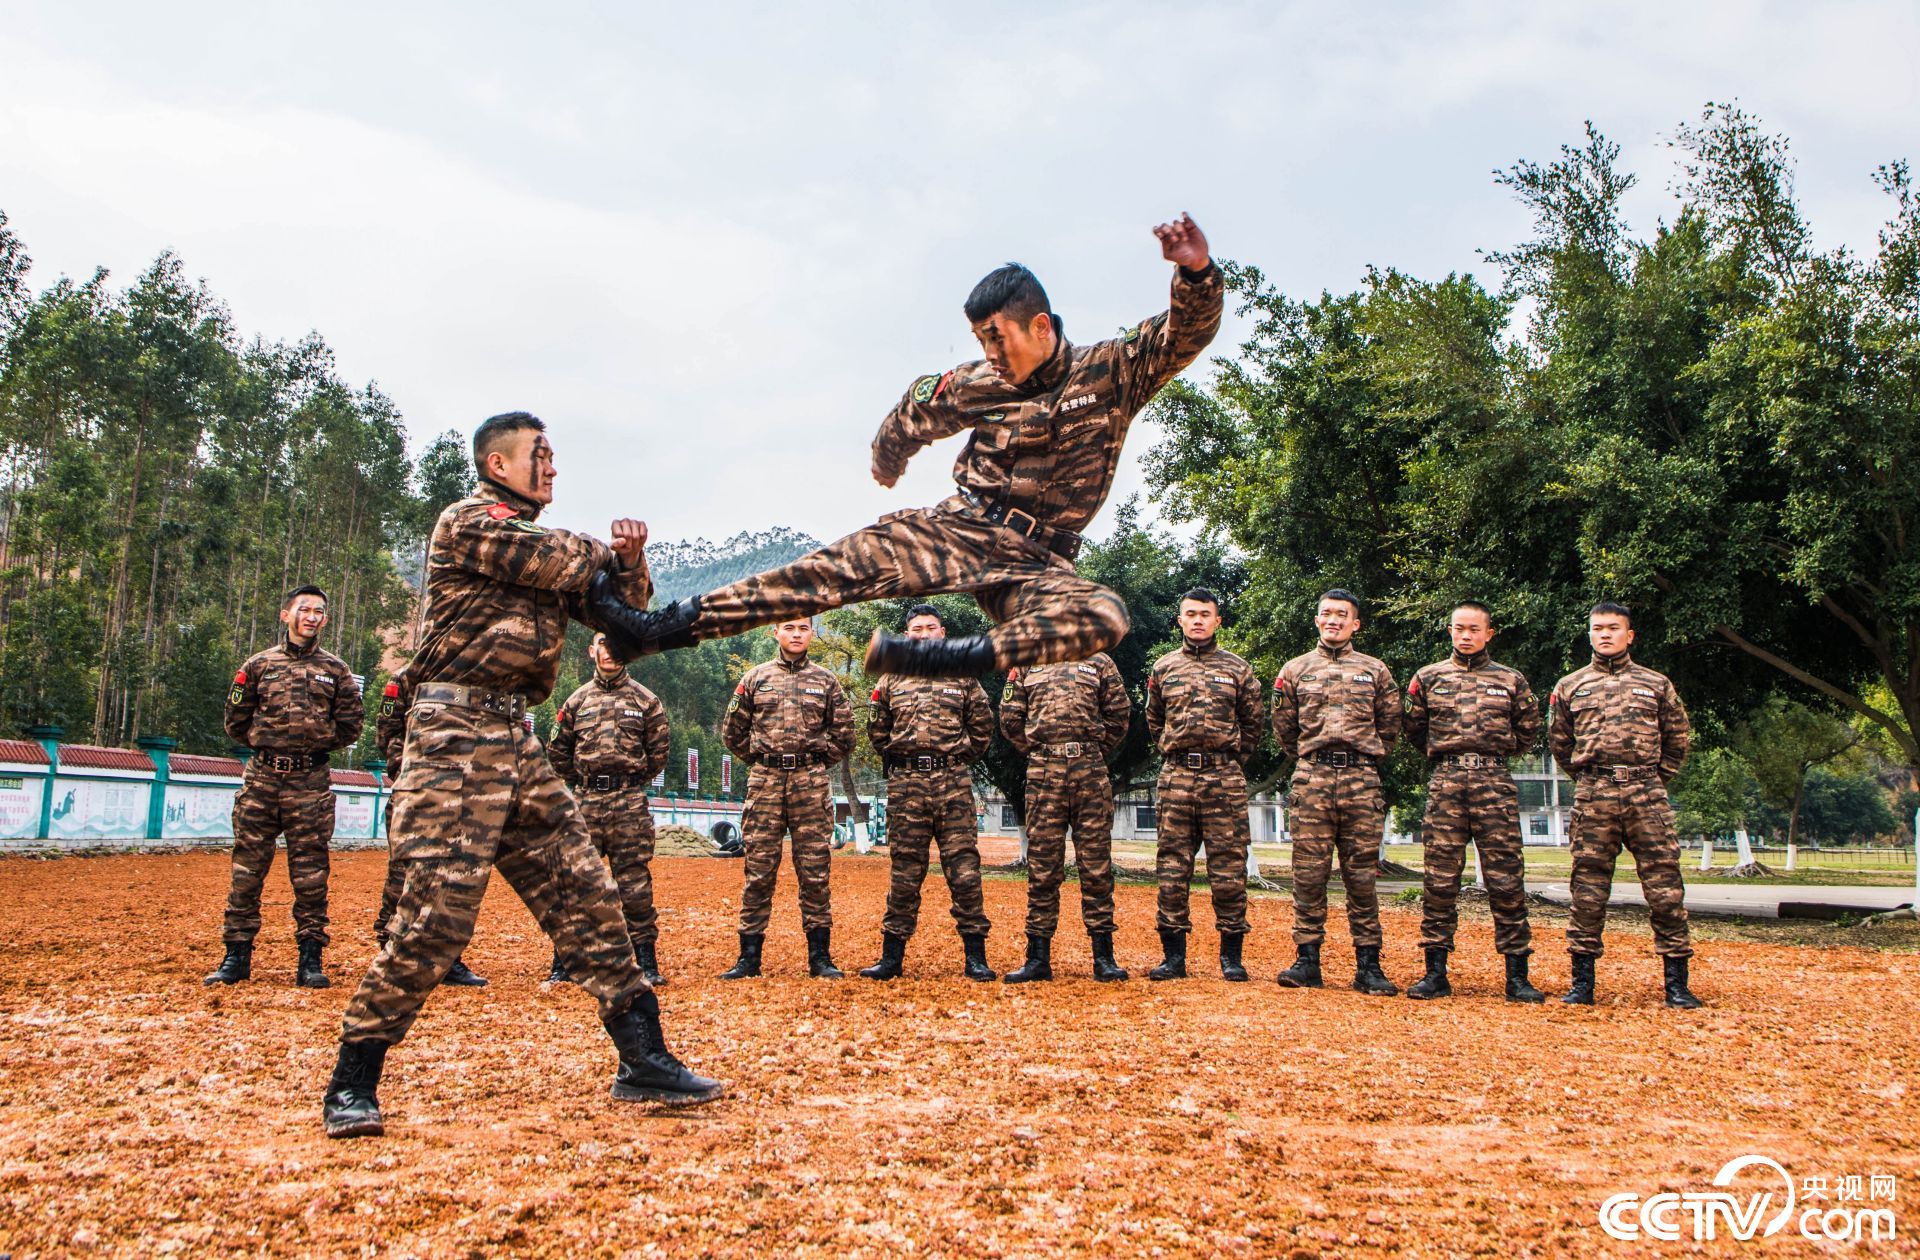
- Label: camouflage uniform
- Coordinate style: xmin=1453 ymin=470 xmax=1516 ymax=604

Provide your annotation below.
xmin=548 ymin=673 xmax=672 ymax=949
xmin=1272 ymin=643 xmax=1401 ymax=949
xmin=678 ymin=264 xmax=1224 ymax=668
xmin=1548 ymin=654 xmax=1692 ymax=959
xmin=1403 ymin=649 xmax=1541 ymax=955
xmin=1145 ymin=638 xmax=1264 ymax=935
xmin=1000 ymin=654 xmax=1131 ymax=936
xmin=222 ymin=637 xmax=363 ymax=947
xmin=868 ymin=674 xmax=994 ymax=940
xmin=339 ymin=481 xmax=657 ymax=1044
xmin=723 ymin=655 xmax=856 ymax=935
xmin=372 ymin=668 xmax=414 ymax=946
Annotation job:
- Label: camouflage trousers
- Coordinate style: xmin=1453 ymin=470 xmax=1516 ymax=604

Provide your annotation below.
xmin=1154 ymin=761 xmax=1250 ymax=935
xmin=1418 ymin=767 xmax=1532 ymax=956
xmin=1022 ymin=752 xmax=1116 ymax=937
xmin=880 ymin=765 xmax=989 ymax=939
xmin=690 ymin=499 xmax=1129 ymax=669
xmin=341 ymin=702 xmax=649 ymax=1044
xmin=1567 ymin=777 xmax=1691 ymax=959
xmin=375 ymin=792 xmax=403 ymax=943
xmin=222 ymin=762 xmax=336 ymax=946
xmin=739 ymin=763 xmax=835 ymax=935
xmin=578 ymin=786 xmax=660 ymax=947
xmin=1287 ymin=761 xmax=1386 ymax=949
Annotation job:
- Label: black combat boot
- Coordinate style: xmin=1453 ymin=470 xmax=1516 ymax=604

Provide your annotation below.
xmin=1561 ymin=952 xmax=1596 ymax=1005
xmin=1089 ymin=930 xmax=1128 ymax=982
xmin=441 ymin=956 xmax=488 ymax=987
xmin=322 ymin=1039 xmax=389 ymax=1139
xmin=1275 ymin=942 xmax=1322 ymax=989
xmin=719 ymin=933 xmax=763 ymax=980
xmin=605 ymin=989 xmax=725 ymax=1106
xmin=1504 ymin=953 xmax=1545 ymax=1003
xmin=204 ymin=942 xmax=252 ymax=986
xmin=296 ymin=940 xmax=330 ymax=989
xmin=588 ymin=569 xmax=702 ymax=661
xmin=1406 ymin=948 xmax=1451 ymax=1000
xmin=633 ymin=939 xmax=665 ymax=988
xmin=1002 ymin=933 xmax=1052 ymax=984
xmin=859 ymin=932 xmax=907 ymax=981
xmin=1662 ymin=955 xmax=1704 ymax=1009
xmin=1352 ymin=946 xmax=1398 ymax=996
xmin=1148 ymin=929 xmax=1188 ymax=981
xmin=961 ymin=933 xmax=996 ymax=982
xmin=545 ymin=950 xmax=576 ymax=984
xmin=863 ymin=629 xmax=997 ymax=679
xmin=806 ymin=926 xmax=843 ymax=979
xmin=1219 ymin=932 xmax=1249 ymax=983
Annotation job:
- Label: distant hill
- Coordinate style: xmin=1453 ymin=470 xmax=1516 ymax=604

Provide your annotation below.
xmin=649 ymin=526 xmax=820 ymax=603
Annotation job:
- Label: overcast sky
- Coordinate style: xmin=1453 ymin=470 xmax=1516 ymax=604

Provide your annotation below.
xmin=4 ymin=2 xmax=1914 ymax=549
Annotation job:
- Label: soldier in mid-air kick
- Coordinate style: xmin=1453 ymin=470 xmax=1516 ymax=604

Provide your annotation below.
xmin=587 ymin=215 xmax=1222 ymax=678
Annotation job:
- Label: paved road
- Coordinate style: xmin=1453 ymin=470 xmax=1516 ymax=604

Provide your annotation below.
xmin=1532 ymin=881 xmax=1917 ymax=919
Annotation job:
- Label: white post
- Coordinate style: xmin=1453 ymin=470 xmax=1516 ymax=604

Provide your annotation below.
xmin=1470 ymin=844 xmax=1484 ymax=887
xmin=1699 ymin=837 xmax=1713 ymax=872
xmin=1734 ymin=827 xmax=1756 ymax=867
xmin=1785 ymin=838 xmax=1796 ymax=871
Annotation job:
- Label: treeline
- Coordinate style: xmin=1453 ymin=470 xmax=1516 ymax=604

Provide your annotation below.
xmin=0 ymin=214 xmax=429 ymax=753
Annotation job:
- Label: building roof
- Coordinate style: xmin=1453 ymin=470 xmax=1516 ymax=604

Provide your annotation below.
xmin=331 ymin=769 xmax=379 ymax=788
xmin=58 ymin=745 xmax=154 ymax=772
xmin=170 ymin=754 xmax=244 ymax=777
xmin=0 ymin=739 xmax=51 ymax=766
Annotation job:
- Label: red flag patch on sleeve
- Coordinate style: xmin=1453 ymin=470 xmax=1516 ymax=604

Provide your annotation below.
xmin=233 ymin=669 xmax=247 ymax=684
xmin=559 ymin=708 xmax=572 ymax=724
xmin=870 ymin=687 xmax=882 ymax=703
xmin=1408 ymin=677 xmax=1421 ymax=696
xmin=486 ymin=503 xmax=518 ymax=520
xmin=1273 ymin=675 xmax=1288 ymax=691
xmin=382 ymin=681 xmax=400 ymax=698
xmin=734 ymin=681 xmax=748 ymax=695
xmin=1005 ymin=668 xmax=1020 ymax=682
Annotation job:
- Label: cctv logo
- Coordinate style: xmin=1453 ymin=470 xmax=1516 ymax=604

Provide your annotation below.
xmin=1600 ymin=1155 xmax=1897 ymax=1243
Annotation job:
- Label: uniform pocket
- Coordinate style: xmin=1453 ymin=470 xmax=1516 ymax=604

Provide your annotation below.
xmin=394 ymin=759 xmax=463 ymax=793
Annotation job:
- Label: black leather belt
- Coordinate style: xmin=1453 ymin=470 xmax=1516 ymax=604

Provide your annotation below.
xmin=1037 ymin=741 xmax=1102 ymax=759
xmin=1436 ymin=753 xmax=1505 ymax=770
xmin=255 ymin=750 xmax=326 ymax=773
xmin=414 ymin=682 xmax=527 ymax=720
xmin=957 ymin=492 xmax=1083 ymax=561
xmin=1579 ymin=764 xmax=1658 ymax=784
xmin=579 ymin=771 xmax=650 ymax=792
xmin=885 ymin=753 xmax=961 ymax=773
xmin=754 ymin=752 xmax=830 ymax=770
xmin=1307 ymin=749 xmax=1374 ymax=769
xmin=1170 ymin=751 xmax=1232 ymax=770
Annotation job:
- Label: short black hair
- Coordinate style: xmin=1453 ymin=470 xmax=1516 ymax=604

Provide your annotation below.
xmin=964 ymin=263 xmax=1051 ymax=325
xmin=283 ymin=584 xmax=327 ymax=610
xmin=1451 ymin=600 xmax=1494 ymax=626
xmin=1319 ymin=588 xmax=1362 ymax=616
xmin=473 ymin=411 xmax=545 ymax=469
xmin=904 ymin=603 xmax=943 ymax=628
xmin=1180 ymin=587 xmax=1219 ymax=609
xmin=1590 ymin=600 xmax=1633 ymax=626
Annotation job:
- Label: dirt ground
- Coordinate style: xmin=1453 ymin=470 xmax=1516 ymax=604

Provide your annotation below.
xmin=2 ymin=850 xmax=1916 ymax=1258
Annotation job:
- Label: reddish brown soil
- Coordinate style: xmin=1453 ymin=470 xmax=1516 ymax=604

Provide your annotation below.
xmin=2 ymin=851 xmax=1916 ymax=1257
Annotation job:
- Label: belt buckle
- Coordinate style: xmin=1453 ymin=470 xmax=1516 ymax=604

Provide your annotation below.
xmin=1003 ymin=507 xmax=1039 ymax=538
xmin=1185 ymin=752 xmax=1205 ymax=769
xmin=591 ymin=773 xmax=612 ymax=791
xmin=914 ymin=754 xmax=933 ymax=771
xmin=779 ymin=753 xmax=798 ymax=770
xmin=1461 ymin=753 xmax=1481 ymax=769
xmin=1061 ymin=741 xmax=1082 ymax=758
xmin=1612 ymin=766 xmax=1632 ymax=783
xmin=1328 ymin=751 xmax=1349 ymax=768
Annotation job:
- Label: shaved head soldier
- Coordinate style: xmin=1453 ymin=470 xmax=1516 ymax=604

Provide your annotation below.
xmin=1548 ymin=602 xmax=1702 ymax=1009
xmin=1402 ymin=601 xmax=1544 ymax=1002
xmin=586 ymin=216 xmax=1223 ymax=680
xmin=1271 ymin=590 xmax=1403 ymax=996
xmin=324 ymin=412 xmax=721 ymax=1139
xmin=208 ymin=585 xmax=363 ymax=989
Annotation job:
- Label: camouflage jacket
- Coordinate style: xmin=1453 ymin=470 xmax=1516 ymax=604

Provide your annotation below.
xmin=375 ymin=666 xmax=415 ymax=773
xmin=871 ymin=263 xmax=1224 ymax=534
xmin=723 ymin=655 xmax=856 ymax=764
xmin=1146 ymin=638 xmax=1264 ymax=761
xmin=1403 ymin=649 xmax=1540 ymax=760
xmin=868 ymin=675 xmax=993 ymax=764
xmin=999 ymin=653 xmax=1130 ymax=756
xmin=1548 ymin=653 xmax=1690 ymax=783
xmin=1271 ymin=642 xmax=1401 ymax=760
xmin=548 ymin=673 xmax=671 ymax=784
xmin=407 ymin=481 xmax=651 ymax=703
xmin=225 ymin=636 xmax=363 ymax=754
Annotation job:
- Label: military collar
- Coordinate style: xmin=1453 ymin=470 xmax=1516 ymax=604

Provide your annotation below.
xmin=592 ymin=671 xmax=628 ymax=691
xmin=476 ymin=478 xmax=545 ymax=520
xmin=282 ymin=634 xmax=319 ymax=658
xmin=1591 ymin=651 xmax=1633 ymax=674
xmin=776 ymin=652 xmax=809 ymax=672
xmin=1315 ymin=641 xmax=1355 ymax=661
xmin=1182 ymin=636 xmax=1218 ymax=656
xmin=1451 ymin=648 xmax=1491 ymax=670
xmin=1020 ymin=323 xmax=1074 ymax=395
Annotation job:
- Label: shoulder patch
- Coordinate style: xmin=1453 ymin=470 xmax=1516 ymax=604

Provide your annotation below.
xmin=233 ymin=669 xmax=247 ymax=685
xmin=486 ymin=503 xmax=518 ymax=520
xmin=870 ymin=687 xmax=883 ymax=703
xmin=504 ymin=519 xmax=547 ymax=534
xmin=558 ymin=708 xmax=572 ymax=724
xmin=910 ymin=373 xmax=942 ymax=404
xmin=1006 ymin=668 xmax=1020 ymax=682
xmin=1407 ymin=677 xmax=1421 ymax=696
xmin=734 ymin=681 xmax=748 ymax=695
xmin=1273 ymin=675 xmax=1289 ymax=691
